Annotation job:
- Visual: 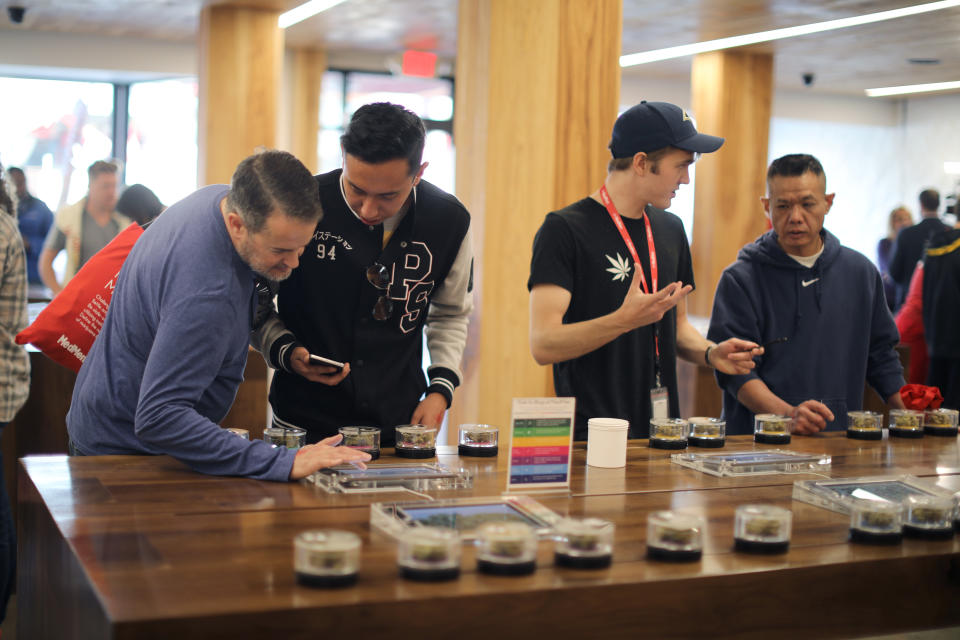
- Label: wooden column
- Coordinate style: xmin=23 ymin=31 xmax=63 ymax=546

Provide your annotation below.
xmin=679 ymin=50 xmax=772 ymax=418
xmin=449 ymin=0 xmax=621 ymax=433
xmin=288 ymin=48 xmax=326 ymax=173
xmin=689 ymin=50 xmax=773 ymax=316
xmin=198 ymin=5 xmax=283 ymax=186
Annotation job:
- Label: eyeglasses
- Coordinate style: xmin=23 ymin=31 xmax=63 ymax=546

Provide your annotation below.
xmin=366 ymin=263 xmax=394 ymax=321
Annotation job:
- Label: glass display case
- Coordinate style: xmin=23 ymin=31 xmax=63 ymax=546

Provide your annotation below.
xmin=306 ymin=463 xmax=472 ymax=495
xmin=370 ymin=495 xmax=562 ymax=541
xmin=672 ymin=449 xmax=831 ymax=478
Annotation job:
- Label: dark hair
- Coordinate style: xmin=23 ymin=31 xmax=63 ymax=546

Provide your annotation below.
xmin=226 ymin=150 xmax=321 ymax=233
xmin=340 ymin=102 xmax=425 ymax=176
xmin=919 ymin=189 xmax=940 ymax=213
xmin=88 ymin=159 xmax=120 ymax=182
xmin=116 ymin=184 xmax=165 ymax=225
xmin=607 ymin=146 xmax=676 ymax=173
xmin=767 ymin=153 xmax=825 ymax=186
xmin=6 ymin=167 xmax=23 ymax=178
xmin=0 ymin=164 xmax=13 ymax=216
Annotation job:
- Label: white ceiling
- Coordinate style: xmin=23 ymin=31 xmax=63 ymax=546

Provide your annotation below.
xmin=1 ymin=0 xmax=958 ymax=95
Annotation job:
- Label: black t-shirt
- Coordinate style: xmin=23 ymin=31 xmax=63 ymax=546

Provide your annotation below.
xmin=528 ymin=197 xmax=695 ymax=439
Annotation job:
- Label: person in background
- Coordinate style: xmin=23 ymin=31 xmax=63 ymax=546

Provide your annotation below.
xmin=921 ymin=223 xmax=960 ymax=409
xmin=877 ymin=205 xmax=912 ymax=311
xmin=889 ymin=189 xmax=947 ymax=310
xmin=66 ymin=150 xmax=369 ymax=480
xmin=708 ymin=154 xmax=905 ymax=435
xmin=253 ymin=103 xmax=473 ymax=446
xmin=7 ymin=166 xmax=54 ymax=286
xmin=895 ymin=263 xmax=929 ymax=385
xmin=116 ymin=183 xmax=165 ymax=227
xmin=0 ymin=164 xmax=30 ymax=626
xmin=39 ymin=159 xmax=131 ymax=295
xmin=527 ymin=101 xmax=759 ymax=440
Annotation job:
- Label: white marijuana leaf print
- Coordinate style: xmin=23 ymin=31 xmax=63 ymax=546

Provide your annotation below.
xmin=605 ymin=253 xmax=631 ymax=282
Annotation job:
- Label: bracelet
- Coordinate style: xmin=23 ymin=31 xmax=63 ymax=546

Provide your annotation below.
xmin=704 ymin=345 xmax=715 ymax=367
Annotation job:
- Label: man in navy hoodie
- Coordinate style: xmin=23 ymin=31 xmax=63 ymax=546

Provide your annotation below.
xmin=708 ymin=154 xmax=905 ymax=435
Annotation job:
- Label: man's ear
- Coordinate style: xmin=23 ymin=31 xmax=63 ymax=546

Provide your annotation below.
xmin=632 ymin=152 xmax=649 ymax=176
xmin=224 ymin=210 xmax=247 ymax=240
xmin=824 ymin=192 xmax=835 ymax=213
xmin=760 ymin=196 xmax=771 ymax=220
xmin=412 ymin=161 xmax=428 ymax=187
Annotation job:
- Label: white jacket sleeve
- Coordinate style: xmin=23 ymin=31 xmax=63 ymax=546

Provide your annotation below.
xmin=424 ymin=224 xmax=474 ymax=403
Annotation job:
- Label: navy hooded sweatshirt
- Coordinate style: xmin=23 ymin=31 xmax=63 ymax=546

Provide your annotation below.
xmin=707 ymin=229 xmax=904 ymax=435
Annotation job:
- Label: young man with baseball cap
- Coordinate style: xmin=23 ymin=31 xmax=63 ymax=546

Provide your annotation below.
xmin=528 ymin=101 xmax=760 ymax=439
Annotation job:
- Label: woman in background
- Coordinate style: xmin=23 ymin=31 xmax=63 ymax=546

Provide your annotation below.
xmin=878 ymin=205 xmax=913 ymax=311
xmin=116 ymin=183 xmax=165 ymax=226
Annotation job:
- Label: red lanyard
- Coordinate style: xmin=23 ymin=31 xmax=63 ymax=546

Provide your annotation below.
xmin=599 ymin=184 xmax=663 ymax=370
xmin=599 ymin=185 xmax=658 ymax=293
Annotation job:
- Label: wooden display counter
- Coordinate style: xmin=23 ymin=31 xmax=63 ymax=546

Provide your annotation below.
xmin=3 ymin=348 xmax=269 ymax=527
xmin=18 ymin=433 xmax=960 ymax=640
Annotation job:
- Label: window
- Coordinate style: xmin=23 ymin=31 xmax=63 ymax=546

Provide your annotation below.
xmin=125 ymin=78 xmax=199 ymax=206
xmin=0 ymin=75 xmax=200 ymax=215
xmin=0 ymin=77 xmax=114 ymax=212
xmin=317 ymin=70 xmax=455 ymax=193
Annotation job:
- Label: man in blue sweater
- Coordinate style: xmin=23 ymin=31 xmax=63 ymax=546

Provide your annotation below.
xmin=708 ymin=154 xmax=905 ymax=435
xmin=66 ymin=151 xmax=370 ymax=480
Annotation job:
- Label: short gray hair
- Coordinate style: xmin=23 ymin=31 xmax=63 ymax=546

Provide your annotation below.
xmin=226 ymin=150 xmax=321 ymax=232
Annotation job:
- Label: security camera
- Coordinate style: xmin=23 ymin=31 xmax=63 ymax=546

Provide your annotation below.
xmin=802 ymin=72 xmax=815 ymax=87
xmin=7 ymin=6 xmax=26 ymax=23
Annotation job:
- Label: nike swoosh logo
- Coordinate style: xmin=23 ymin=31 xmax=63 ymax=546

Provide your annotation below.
xmin=802 ymin=278 xmax=820 ymax=287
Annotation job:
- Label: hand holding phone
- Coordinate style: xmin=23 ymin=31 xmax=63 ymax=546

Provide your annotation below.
xmin=309 ymin=354 xmax=345 ymax=372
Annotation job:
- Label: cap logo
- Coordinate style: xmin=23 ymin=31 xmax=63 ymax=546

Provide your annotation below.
xmin=682 ymin=110 xmax=691 ymax=122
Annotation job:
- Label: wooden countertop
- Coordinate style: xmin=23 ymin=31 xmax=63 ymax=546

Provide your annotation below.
xmin=18 ymin=433 xmax=960 ymax=640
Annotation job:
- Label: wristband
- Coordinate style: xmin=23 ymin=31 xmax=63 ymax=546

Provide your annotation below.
xmin=704 ymin=345 xmax=715 ymax=368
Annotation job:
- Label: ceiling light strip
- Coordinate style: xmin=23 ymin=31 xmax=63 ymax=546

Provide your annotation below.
xmin=866 ymin=80 xmax=960 ymax=97
xmin=620 ymin=0 xmax=960 ymax=67
xmin=278 ymin=0 xmax=348 ymax=29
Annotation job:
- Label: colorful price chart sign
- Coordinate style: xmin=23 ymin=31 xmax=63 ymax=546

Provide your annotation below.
xmin=505 ymin=397 xmax=575 ymax=493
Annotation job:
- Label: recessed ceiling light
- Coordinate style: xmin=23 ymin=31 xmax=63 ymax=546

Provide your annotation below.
xmin=620 ymin=0 xmax=960 ymax=67
xmin=865 ymin=80 xmax=960 ymax=97
xmin=278 ymin=0 xmax=348 ymax=29
xmin=908 ymin=58 xmax=941 ymax=65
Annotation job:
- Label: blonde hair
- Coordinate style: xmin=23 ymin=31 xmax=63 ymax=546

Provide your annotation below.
xmin=887 ymin=206 xmax=912 ymax=240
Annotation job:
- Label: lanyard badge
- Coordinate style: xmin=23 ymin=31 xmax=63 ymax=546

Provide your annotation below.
xmin=599 ymin=185 xmax=658 ymax=294
xmin=599 ymin=185 xmax=668 ymax=413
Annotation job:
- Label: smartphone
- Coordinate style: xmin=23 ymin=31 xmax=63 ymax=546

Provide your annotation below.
xmin=308 ymin=354 xmax=345 ymax=371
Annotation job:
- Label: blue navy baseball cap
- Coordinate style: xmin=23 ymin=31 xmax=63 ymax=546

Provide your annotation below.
xmin=609 ymin=101 xmax=724 ymax=158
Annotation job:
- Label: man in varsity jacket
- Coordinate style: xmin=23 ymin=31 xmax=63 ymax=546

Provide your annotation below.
xmin=253 ymin=103 xmax=473 ymax=446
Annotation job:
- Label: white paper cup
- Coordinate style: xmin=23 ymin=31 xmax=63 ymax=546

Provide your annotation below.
xmin=586 ymin=418 xmax=629 ymax=468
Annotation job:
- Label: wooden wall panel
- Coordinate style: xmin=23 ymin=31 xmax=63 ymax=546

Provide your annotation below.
xmin=448 ymin=0 xmax=491 ymax=440
xmin=198 ymin=5 xmax=283 ymax=186
xmin=449 ymin=0 xmax=621 ymax=433
xmin=554 ymin=0 xmax=621 ymax=208
xmin=289 ymin=48 xmax=325 ymax=173
xmin=681 ymin=50 xmax=772 ymax=418
xmin=689 ymin=50 xmax=773 ymax=317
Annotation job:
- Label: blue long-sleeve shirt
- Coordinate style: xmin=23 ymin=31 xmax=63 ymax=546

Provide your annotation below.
xmin=67 ymin=185 xmax=295 ymax=481
xmin=707 ymin=229 xmax=904 ymax=434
